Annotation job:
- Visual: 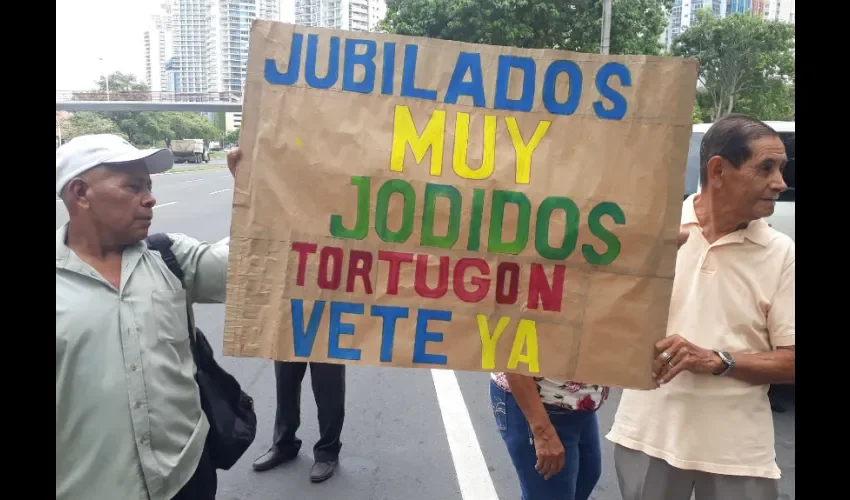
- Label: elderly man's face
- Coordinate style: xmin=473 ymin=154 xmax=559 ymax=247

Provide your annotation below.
xmin=72 ymin=161 xmax=156 ymax=244
xmin=722 ymin=136 xmax=788 ymax=220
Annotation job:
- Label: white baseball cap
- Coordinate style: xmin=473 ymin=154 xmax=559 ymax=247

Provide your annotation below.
xmin=56 ymin=134 xmax=174 ymax=195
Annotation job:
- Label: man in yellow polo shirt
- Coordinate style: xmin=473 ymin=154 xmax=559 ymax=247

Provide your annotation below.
xmin=606 ymin=114 xmax=795 ymax=500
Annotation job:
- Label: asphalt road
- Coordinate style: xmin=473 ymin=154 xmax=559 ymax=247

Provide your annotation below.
xmin=55 ymin=165 xmax=796 ymax=500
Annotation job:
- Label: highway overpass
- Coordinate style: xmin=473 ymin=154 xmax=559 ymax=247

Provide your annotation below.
xmin=55 ymin=91 xmax=243 ymax=113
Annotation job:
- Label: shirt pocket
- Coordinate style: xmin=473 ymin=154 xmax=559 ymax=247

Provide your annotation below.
xmin=150 ymin=289 xmax=190 ymax=343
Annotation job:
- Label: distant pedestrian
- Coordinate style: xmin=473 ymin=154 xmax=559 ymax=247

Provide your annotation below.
xmin=606 ymin=114 xmax=795 ymax=500
xmin=252 ymin=361 xmax=346 ymax=482
xmin=56 ymin=134 xmax=239 ymax=500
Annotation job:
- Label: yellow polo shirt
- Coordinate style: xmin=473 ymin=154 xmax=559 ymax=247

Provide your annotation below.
xmin=606 ymin=194 xmax=794 ymax=480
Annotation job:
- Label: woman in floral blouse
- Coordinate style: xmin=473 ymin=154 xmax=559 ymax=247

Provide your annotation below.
xmin=490 ymin=371 xmax=609 ymax=500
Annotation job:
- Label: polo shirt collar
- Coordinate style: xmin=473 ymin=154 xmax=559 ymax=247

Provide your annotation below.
xmin=682 ymin=194 xmax=772 ymax=247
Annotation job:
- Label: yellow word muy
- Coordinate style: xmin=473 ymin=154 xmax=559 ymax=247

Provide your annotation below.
xmin=390 ymin=104 xmax=551 ymax=185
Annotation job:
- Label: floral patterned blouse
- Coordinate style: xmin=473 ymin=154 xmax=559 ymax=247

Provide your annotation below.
xmin=491 ymin=372 xmax=609 ymax=411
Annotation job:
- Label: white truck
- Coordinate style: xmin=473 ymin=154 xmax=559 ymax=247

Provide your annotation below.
xmin=170 ymin=139 xmax=210 ymax=164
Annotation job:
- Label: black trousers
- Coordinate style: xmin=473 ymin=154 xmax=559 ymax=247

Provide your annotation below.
xmin=273 ymin=361 xmax=345 ymax=462
xmin=171 ymin=439 xmax=217 ymax=500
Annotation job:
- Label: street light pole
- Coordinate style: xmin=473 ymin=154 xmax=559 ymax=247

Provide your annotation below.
xmin=601 ymin=0 xmax=612 ymax=55
xmin=98 ymin=57 xmax=111 ymax=101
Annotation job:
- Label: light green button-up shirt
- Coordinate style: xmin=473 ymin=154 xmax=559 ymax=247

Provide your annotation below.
xmin=56 ymin=224 xmax=229 ymax=500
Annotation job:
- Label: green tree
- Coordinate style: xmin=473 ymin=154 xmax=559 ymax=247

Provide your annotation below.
xmin=691 ymin=90 xmax=714 ymax=123
xmin=213 ymin=112 xmax=227 ymax=133
xmin=72 ymin=71 xmax=151 ymax=101
xmin=692 ymin=102 xmax=704 ymax=124
xmin=224 ymin=128 xmax=241 ymax=146
xmin=673 ymin=10 xmax=795 ymax=121
xmin=166 ymin=112 xmax=221 ymax=143
xmin=95 ymin=71 xmax=150 ymax=94
xmin=733 ymin=78 xmax=794 ymax=121
xmin=75 ymin=73 xmax=156 ymax=141
xmin=66 ymin=71 xmax=224 ymax=146
xmin=380 ymin=0 xmax=673 ymax=55
xmin=64 ymin=112 xmax=125 ymax=140
xmin=117 ymin=112 xmax=220 ymax=147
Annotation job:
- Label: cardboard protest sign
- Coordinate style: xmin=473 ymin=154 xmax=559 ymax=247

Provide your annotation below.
xmin=223 ymin=20 xmax=698 ymax=389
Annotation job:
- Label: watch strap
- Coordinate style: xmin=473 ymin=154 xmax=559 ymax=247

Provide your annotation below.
xmin=713 ymin=350 xmax=734 ymax=376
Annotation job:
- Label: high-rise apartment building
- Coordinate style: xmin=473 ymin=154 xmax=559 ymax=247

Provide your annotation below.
xmin=664 ymin=0 xmax=794 ymax=50
xmin=207 ymin=0 xmax=279 ymax=96
xmin=163 ymin=0 xmax=383 ymax=98
xmin=144 ymin=2 xmax=174 ymax=92
xmin=764 ymin=0 xmax=795 ymax=23
xmin=665 ymin=1 xmax=727 ymax=50
xmin=368 ymin=0 xmax=386 ymax=30
xmin=295 ymin=0 xmax=385 ymax=31
xmin=728 ymin=0 xmax=766 ymax=15
xmin=167 ymin=0 xmax=279 ymax=96
xmin=206 ymin=0 xmax=279 ymax=130
xmin=171 ymin=0 xmax=210 ymax=94
xmin=159 ymin=0 xmax=387 ymax=129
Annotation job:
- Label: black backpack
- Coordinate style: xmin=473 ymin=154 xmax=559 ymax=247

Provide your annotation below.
xmin=145 ymin=233 xmax=257 ymax=471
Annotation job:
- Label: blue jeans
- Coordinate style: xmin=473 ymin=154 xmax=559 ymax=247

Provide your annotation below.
xmin=490 ymin=380 xmax=602 ymax=500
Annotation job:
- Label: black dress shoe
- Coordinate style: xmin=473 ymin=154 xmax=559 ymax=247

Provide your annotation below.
xmin=252 ymin=446 xmax=299 ymax=471
xmin=309 ymin=459 xmax=338 ymax=483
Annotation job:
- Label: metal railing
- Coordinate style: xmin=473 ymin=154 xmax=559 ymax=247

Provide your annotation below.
xmin=55 ymin=90 xmax=243 ymax=103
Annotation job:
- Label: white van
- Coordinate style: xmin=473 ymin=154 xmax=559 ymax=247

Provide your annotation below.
xmin=683 ymin=121 xmax=795 ymax=241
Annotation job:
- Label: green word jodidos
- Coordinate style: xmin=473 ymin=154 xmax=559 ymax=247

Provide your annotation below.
xmin=329 ymin=176 xmax=626 ymax=265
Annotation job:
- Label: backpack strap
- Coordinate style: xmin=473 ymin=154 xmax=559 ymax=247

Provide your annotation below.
xmin=145 ymin=233 xmax=184 ymax=283
xmin=145 ymin=233 xmax=199 ymax=361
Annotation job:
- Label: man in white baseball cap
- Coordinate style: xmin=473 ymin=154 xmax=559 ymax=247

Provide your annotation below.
xmin=56 ymin=133 xmax=174 ymax=195
xmin=56 ymin=135 xmax=243 ymax=500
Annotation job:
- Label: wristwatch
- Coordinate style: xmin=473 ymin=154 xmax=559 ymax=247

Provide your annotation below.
xmin=713 ymin=351 xmax=735 ymax=376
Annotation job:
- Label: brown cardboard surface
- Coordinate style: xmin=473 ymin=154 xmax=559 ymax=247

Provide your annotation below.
xmin=222 ymin=20 xmax=698 ymax=389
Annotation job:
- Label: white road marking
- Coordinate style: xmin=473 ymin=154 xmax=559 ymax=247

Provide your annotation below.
xmin=431 ymin=369 xmax=499 ymax=500
xmin=220 ymin=175 xmax=231 ymax=179
xmin=209 ymin=188 xmax=232 ymax=195
xmin=181 ymin=179 xmax=203 ymax=184
xmin=154 ymin=202 xmax=178 ymax=209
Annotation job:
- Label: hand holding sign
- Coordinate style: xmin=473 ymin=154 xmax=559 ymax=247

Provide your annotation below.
xmin=653 ymin=334 xmax=723 ymax=384
xmin=226 ymin=147 xmax=242 ymax=178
